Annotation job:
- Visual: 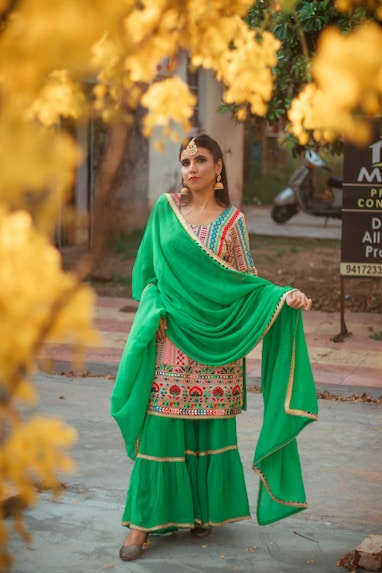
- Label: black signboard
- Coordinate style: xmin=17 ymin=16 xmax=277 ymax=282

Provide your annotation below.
xmin=341 ymin=119 xmax=382 ymax=277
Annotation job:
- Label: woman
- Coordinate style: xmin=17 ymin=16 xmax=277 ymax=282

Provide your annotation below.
xmin=111 ymin=134 xmax=318 ymax=562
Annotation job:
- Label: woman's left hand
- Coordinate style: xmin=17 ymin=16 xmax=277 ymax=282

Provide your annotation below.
xmin=286 ymin=290 xmax=312 ymax=311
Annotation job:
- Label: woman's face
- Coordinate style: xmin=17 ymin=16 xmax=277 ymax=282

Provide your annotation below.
xmin=180 ymin=147 xmax=222 ymax=195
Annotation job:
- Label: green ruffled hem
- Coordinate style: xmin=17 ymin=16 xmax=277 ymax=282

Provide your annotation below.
xmin=122 ymin=451 xmax=251 ymax=531
xmin=121 ymin=416 xmax=251 ymax=531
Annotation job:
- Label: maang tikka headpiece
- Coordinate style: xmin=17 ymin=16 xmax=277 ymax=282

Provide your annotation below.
xmin=184 ymin=138 xmax=198 ymax=156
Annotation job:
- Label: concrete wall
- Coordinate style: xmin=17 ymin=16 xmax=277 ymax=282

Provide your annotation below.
xmin=198 ymin=71 xmax=244 ymax=207
xmin=147 ymin=133 xmax=182 ymax=209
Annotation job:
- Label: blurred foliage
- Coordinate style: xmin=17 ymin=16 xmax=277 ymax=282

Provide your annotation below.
xmin=244 ymin=0 xmax=381 ymax=153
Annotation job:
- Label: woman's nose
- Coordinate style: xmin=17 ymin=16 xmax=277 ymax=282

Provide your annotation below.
xmin=189 ymin=160 xmax=197 ymax=172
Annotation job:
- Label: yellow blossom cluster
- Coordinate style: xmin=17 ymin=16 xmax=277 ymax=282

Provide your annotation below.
xmin=89 ymin=0 xmax=280 ymax=137
xmin=288 ymin=22 xmax=382 ymax=145
xmin=91 ymin=34 xmax=126 ymax=121
xmin=0 ymin=0 xmax=126 ymax=99
xmin=335 ymin=0 xmax=382 ymax=20
xmin=141 ymin=77 xmax=197 ymax=140
xmin=123 ymin=0 xmax=180 ymax=84
xmin=0 ymin=0 xmax=127 ymax=226
xmin=0 ymin=207 xmax=98 ymax=388
xmin=0 ymin=206 xmax=98 ymax=568
xmin=220 ymin=30 xmax=280 ymax=117
xmin=27 ymin=70 xmax=85 ymax=127
xmin=0 ymin=417 xmax=77 ymax=569
xmin=1 ymin=417 xmax=77 ymax=506
xmin=0 ymin=123 xmax=80 ymax=235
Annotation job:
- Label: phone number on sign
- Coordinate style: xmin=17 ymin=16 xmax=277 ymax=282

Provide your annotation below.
xmin=340 ymin=263 xmax=382 ymax=277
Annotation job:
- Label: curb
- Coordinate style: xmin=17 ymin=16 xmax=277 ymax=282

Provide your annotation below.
xmin=37 ymin=361 xmax=382 ymax=400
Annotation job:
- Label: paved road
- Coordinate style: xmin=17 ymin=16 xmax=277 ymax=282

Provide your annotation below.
xmin=241 ymin=205 xmax=341 ymax=240
xmin=7 ymin=373 xmax=382 ymax=573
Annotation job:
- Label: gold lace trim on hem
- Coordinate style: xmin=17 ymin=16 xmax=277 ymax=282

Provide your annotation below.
xmin=185 ymin=445 xmax=238 ymax=456
xmin=137 ymin=453 xmax=185 ymax=462
xmin=136 ymin=445 xmax=238 ymax=462
xmin=122 ymin=514 xmax=251 ymax=531
xmin=121 ymin=521 xmax=195 ymax=531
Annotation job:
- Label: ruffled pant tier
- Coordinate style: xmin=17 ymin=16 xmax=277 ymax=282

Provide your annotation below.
xmin=122 ymin=414 xmax=251 ymax=532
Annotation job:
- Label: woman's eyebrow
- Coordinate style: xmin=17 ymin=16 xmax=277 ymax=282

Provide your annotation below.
xmin=181 ymin=153 xmax=207 ymax=161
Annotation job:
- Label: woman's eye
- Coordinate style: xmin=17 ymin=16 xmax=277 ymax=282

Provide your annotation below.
xmin=181 ymin=160 xmax=190 ymax=167
xmin=197 ymin=157 xmax=206 ymax=163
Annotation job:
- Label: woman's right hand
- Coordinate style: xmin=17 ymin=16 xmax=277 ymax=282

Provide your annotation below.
xmin=286 ymin=290 xmax=312 ymax=311
xmin=156 ymin=317 xmax=168 ymax=342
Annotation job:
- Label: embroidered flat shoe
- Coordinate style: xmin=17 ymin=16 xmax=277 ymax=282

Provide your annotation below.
xmin=191 ymin=526 xmax=212 ymax=539
xmin=119 ymin=543 xmax=143 ymax=561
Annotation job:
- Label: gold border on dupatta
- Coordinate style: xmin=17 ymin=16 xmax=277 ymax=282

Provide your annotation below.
xmin=252 ymin=464 xmax=308 ymax=509
xmin=284 ymin=320 xmax=319 ymax=420
xmin=252 ymin=314 xmax=317 ymax=509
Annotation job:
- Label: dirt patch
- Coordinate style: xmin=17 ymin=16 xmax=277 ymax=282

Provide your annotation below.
xmin=62 ymin=234 xmax=382 ymax=315
xmin=250 ymin=236 xmax=382 ymax=314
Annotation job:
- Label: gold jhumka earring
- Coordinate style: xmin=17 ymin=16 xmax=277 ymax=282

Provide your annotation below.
xmin=180 ymin=183 xmax=189 ymax=196
xmin=214 ymin=173 xmax=224 ymax=190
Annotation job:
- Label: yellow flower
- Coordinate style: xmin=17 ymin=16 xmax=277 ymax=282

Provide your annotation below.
xmin=141 ymin=77 xmax=196 ymax=138
xmin=288 ymin=22 xmax=382 ymax=145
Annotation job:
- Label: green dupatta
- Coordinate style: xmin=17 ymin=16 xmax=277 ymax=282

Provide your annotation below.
xmin=111 ymin=193 xmax=318 ymax=525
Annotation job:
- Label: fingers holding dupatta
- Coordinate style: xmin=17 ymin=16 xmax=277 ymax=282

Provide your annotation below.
xmin=286 ymin=290 xmax=312 ymax=311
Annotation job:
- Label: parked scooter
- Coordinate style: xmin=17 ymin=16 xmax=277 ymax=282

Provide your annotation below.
xmin=271 ymin=150 xmax=343 ymax=224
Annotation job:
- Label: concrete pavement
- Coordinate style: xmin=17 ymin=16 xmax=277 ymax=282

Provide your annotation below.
xmin=6 ymin=205 xmax=382 ymax=572
xmin=241 ymin=205 xmax=342 ymax=240
xmin=40 ymin=295 xmax=382 ymax=397
xmin=7 ymin=372 xmax=382 ymax=573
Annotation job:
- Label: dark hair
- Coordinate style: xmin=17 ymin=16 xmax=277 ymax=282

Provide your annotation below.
xmin=178 ymin=133 xmax=230 ymax=207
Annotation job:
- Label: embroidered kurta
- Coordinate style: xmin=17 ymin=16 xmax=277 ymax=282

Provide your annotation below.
xmin=147 ymin=194 xmax=257 ymax=418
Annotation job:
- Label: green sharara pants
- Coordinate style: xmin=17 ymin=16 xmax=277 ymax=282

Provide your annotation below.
xmin=122 ymin=414 xmax=251 ymax=532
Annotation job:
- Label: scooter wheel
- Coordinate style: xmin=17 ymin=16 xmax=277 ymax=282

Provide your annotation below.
xmin=271 ymin=205 xmax=298 ymax=224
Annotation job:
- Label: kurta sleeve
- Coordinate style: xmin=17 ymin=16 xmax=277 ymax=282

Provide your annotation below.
xmin=228 ymin=212 xmax=258 ymax=275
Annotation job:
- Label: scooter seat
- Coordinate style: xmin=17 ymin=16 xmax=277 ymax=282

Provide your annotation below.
xmin=327 ymin=176 xmax=343 ymax=189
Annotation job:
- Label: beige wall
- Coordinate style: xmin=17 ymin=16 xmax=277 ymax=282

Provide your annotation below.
xmin=198 ymin=71 xmax=244 ymax=206
xmin=148 ymin=132 xmax=182 ymax=209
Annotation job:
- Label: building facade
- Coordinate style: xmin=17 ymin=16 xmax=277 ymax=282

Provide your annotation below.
xmin=60 ymin=55 xmax=244 ymax=247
